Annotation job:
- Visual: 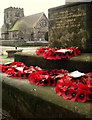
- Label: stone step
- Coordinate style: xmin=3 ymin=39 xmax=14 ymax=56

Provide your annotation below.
xmin=1 ymin=73 xmax=92 ymax=119
xmin=14 ymin=53 xmax=92 ymax=72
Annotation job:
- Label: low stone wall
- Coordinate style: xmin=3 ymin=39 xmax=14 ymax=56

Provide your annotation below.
xmin=25 ymin=41 xmax=48 ymax=46
xmin=0 ymin=40 xmax=25 ymax=46
xmin=1 ymin=73 xmax=91 ymax=119
xmin=14 ymin=53 xmax=92 ymax=72
xmin=0 ymin=40 xmax=48 ymax=46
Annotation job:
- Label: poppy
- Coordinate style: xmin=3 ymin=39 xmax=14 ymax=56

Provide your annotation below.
xmin=70 ymin=90 xmax=79 ymax=101
xmin=86 ymin=73 xmax=92 ymax=78
xmin=86 ymin=79 xmax=92 ymax=88
xmin=87 ymin=92 xmax=92 ymax=101
xmin=50 ymin=69 xmax=69 ymax=84
xmin=28 ymin=70 xmax=51 ymax=86
xmin=18 ymin=70 xmax=28 ymax=79
xmin=62 ymin=89 xmax=77 ymax=100
xmin=44 ymin=50 xmax=56 ymax=60
xmin=54 ymin=87 xmax=64 ymax=96
xmin=28 ymin=71 xmax=40 ymax=85
xmin=5 ymin=68 xmax=18 ymax=78
xmin=0 ymin=64 xmax=11 ymax=72
xmin=76 ymin=82 xmax=90 ymax=91
xmin=76 ymin=90 xmax=89 ymax=102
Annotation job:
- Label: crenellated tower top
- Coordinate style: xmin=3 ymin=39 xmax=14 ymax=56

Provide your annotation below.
xmin=4 ymin=6 xmax=24 ymax=29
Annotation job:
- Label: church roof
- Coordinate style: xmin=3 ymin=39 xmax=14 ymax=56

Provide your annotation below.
xmin=9 ymin=12 xmax=46 ymax=31
xmin=1 ymin=24 xmax=8 ymax=33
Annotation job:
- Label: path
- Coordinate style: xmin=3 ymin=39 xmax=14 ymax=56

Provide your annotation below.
xmin=0 ymin=46 xmax=39 ymax=55
xmin=0 ymin=46 xmax=39 ymax=64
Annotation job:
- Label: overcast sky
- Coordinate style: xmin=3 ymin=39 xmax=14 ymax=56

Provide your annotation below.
xmin=0 ymin=0 xmax=65 ymax=29
xmin=66 ymin=0 xmax=91 ymax=2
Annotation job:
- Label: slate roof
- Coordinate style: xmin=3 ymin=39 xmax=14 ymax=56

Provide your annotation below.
xmin=9 ymin=12 xmax=46 ymax=31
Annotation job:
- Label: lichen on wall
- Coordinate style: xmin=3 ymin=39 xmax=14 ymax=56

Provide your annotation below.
xmin=48 ymin=2 xmax=91 ymax=52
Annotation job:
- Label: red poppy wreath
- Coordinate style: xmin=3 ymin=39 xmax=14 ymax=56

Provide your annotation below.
xmin=55 ymin=71 xmax=92 ymax=102
xmin=28 ymin=69 xmax=69 ymax=86
xmin=0 ymin=62 xmax=92 ymax=102
xmin=0 ymin=62 xmax=42 ymax=79
xmin=36 ymin=47 xmax=80 ymax=60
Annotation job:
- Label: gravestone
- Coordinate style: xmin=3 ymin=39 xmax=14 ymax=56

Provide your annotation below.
xmin=48 ymin=2 xmax=92 ymax=52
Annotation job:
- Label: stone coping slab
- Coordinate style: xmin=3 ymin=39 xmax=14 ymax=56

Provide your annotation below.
xmin=6 ymin=49 xmax=23 ymax=58
xmin=14 ymin=53 xmax=92 ymax=72
xmin=1 ymin=73 xmax=92 ymax=119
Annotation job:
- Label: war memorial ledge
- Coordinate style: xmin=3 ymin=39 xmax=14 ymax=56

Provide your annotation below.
xmin=1 ymin=52 xmax=92 ymax=119
xmin=1 ymin=72 xmax=92 ymax=119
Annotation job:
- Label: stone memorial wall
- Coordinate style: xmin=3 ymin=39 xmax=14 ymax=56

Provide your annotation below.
xmin=48 ymin=2 xmax=92 ymax=52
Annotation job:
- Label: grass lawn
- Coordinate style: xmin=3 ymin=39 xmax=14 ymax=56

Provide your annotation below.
xmin=0 ymin=55 xmax=14 ymax=64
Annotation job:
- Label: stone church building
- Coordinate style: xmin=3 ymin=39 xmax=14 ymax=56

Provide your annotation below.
xmin=1 ymin=7 xmax=48 ymax=41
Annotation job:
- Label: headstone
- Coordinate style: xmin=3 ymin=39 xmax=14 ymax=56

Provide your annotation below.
xmin=48 ymin=2 xmax=92 ymax=52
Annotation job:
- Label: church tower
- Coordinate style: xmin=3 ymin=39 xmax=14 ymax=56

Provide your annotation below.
xmin=4 ymin=6 xmax=24 ymax=29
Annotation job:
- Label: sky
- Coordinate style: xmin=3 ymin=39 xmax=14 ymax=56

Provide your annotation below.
xmin=0 ymin=0 xmax=65 ymax=29
xmin=66 ymin=0 xmax=91 ymax=2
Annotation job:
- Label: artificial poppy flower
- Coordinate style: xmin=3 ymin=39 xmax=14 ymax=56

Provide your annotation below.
xmin=43 ymin=49 xmax=55 ymax=60
xmin=0 ymin=62 xmax=13 ymax=72
xmin=87 ymin=91 xmax=92 ymax=101
xmin=86 ymin=79 xmax=92 ymax=88
xmin=55 ymin=80 xmax=74 ymax=98
xmin=28 ymin=71 xmax=43 ymax=85
xmin=61 ymin=89 xmax=77 ymax=100
xmin=36 ymin=47 xmax=47 ymax=55
xmin=5 ymin=67 xmax=18 ymax=78
xmin=76 ymin=90 xmax=89 ymax=102
xmin=0 ymin=64 xmax=2 ymax=72
xmin=70 ymin=90 xmax=79 ymax=101
xmin=76 ymin=82 xmax=89 ymax=90
xmin=68 ymin=47 xmax=81 ymax=56
xmin=28 ymin=71 xmax=40 ymax=85
xmin=56 ymin=80 xmax=65 ymax=89
xmin=58 ymin=81 xmax=72 ymax=92
xmin=54 ymin=85 xmax=64 ymax=96
xmin=28 ymin=70 xmax=56 ymax=86
xmin=36 ymin=47 xmax=55 ymax=56
xmin=54 ymin=81 xmax=65 ymax=96
xmin=36 ymin=70 xmax=50 ymax=75
xmin=0 ymin=64 xmax=11 ymax=72
xmin=18 ymin=70 xmax=28 ymax=79
xmin=86 ymin=72 xmax=92 ymax=78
